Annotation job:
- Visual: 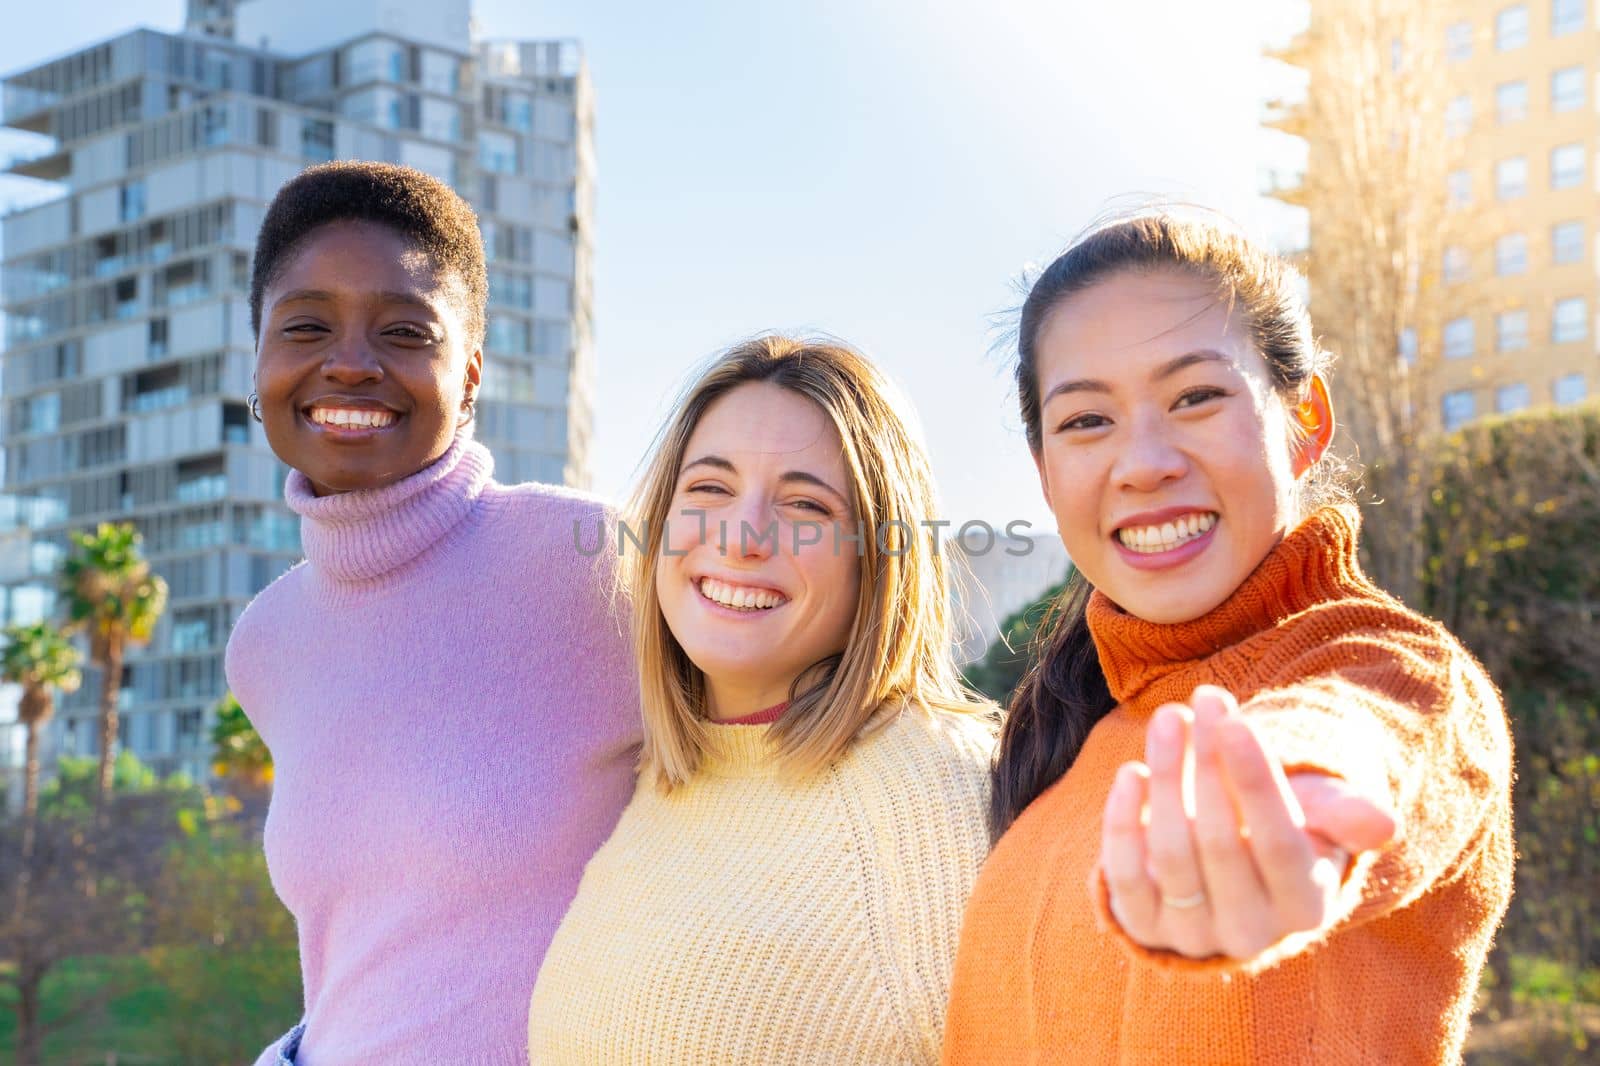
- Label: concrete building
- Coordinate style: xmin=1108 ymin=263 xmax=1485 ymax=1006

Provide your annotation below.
xmin=0 ymin=0 xmax=596 ymax=781
xmin=1266 ymin=0 xmax=1596 ymax=430
xmin=949 ymin=525 xmax=1071 ymax=668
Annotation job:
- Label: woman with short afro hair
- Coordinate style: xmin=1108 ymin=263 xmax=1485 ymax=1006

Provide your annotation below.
xmin=226 ymin=160 xmax=640 ymax=1065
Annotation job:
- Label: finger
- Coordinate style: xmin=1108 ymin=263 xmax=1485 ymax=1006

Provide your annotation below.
xmin=1292 ymin=774 xmax=1401 ymax=853
xmin=1144 ymin=705 xmax=1207 ymax=904
xmin=1190 ymin=689 xmax=1272 ymax=955
xmin=1100 ymin=762 xmax=1160 ymax=934
xmin=1217 ymin=716 xmax=1326 ymax=933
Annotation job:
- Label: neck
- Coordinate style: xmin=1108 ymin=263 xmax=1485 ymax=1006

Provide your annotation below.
xmin=704 ymin=676 xmax=794 ymax=722
xmin=287 ymin=435 xmax=494 ymax=583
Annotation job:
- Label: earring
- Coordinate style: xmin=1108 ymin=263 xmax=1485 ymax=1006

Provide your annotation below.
xmin=459 ymin=391 xmax=477 ymax=425
xmin=247 ymin=391 xmax=263 ymax=423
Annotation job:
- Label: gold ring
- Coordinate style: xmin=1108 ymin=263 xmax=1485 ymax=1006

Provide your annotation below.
xmin=1161 ymin=891 xmax=1207 ymax=910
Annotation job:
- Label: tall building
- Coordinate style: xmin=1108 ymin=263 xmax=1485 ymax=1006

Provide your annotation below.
xmin=1266 ymin=0 xmax=1595 ymax=431
xmin=949 ymin=526 xmax=1070 ymax=667
xmin=0 ymin=0 xmax=596 ymax=782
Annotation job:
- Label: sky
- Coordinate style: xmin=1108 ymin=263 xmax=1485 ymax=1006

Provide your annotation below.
xmin=0 ymin=0 xmax=1307 ymax=531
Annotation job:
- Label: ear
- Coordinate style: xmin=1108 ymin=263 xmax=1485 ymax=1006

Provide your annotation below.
xmin=1291 ymin=374 xmax=1335 ymax=477
xmin=1033 ymin=447 xmax=1054 ymax=512
xmin=464 ymin=345 xmax=483 ymax=400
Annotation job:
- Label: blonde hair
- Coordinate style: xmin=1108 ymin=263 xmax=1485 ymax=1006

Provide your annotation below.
xmin=622 ymin=334 xmax=994 ymax=791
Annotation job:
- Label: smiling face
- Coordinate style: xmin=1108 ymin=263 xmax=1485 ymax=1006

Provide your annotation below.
xmin=254 ymin=221 xmax=482 ymax=495
xmin=654 ymin=381 xmax=862 ymax=719
xmin=1032 ymin=267 xmax=1326 ymax=624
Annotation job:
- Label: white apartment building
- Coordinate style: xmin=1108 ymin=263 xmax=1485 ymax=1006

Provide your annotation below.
xmin=0 ymin=0 xmax=597 ymax=784
xmin=949 ymin=525 xmax=1071 ymax=668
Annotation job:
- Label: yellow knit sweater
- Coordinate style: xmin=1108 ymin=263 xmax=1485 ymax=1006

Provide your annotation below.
xmin=527 ymin=707 xmax=995 ymax=1065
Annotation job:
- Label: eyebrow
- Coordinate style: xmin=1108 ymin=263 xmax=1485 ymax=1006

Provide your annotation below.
xmin=679 ymin=454 xmax=848 ymax=501
xmin=1041 ymin=348 xmax=1232 ymax=404
xmin=275 ymin=288 xmax=439 ymax=313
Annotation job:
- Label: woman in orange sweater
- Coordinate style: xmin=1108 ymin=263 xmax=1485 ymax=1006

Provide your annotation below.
xmin=943 ymin=214 xmax=1513 ymax=1065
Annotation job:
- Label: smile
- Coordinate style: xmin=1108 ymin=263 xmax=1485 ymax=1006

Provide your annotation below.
xmin=1115 ymin=512 xmax=1217 ymax=554
xmin=697 ymin=577 xmax=788 ymax=611
xmin=306 ymin=405 xmax=399 ymax=429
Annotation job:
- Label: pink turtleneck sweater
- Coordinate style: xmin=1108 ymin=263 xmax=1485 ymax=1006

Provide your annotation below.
xmin=225 ymin=437 xmax=640 ymax=1065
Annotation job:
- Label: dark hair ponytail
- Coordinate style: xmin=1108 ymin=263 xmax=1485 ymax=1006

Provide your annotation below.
xmin=990 ymin=210 xmax=1340 ymax=838
xmin=990 ymin=571 xmax=1114 ymax=838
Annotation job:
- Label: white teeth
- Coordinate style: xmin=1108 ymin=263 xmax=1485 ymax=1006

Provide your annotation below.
xmin=310 ymin=407 xmax=397 ymax=428
xmin=698 ymin=577 xmax=786 ymax=611
xmin=1117 ymin=513 xmax=1216 ymax=554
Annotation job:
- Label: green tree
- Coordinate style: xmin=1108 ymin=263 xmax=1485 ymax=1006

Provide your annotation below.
xmin=211 ymin=691 xmax=273 ymax=791
xmin=59 ymin=522 xmax=168 ymax=809
xmin=964 ymin=577 xmax=1069 ymax=704
xmin=0 ymin=754 xmax=202 ymax=1065
xmin=0 ymin=622 xmax=81 ymax=864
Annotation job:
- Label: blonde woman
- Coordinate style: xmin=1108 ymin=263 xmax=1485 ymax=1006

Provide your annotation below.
xmin=528 ymin=336 xmax=996 ymax=1064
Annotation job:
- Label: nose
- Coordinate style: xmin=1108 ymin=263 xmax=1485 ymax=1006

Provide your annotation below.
xmin=729 ymin=493 xmax=776 ymax=561
xmin=321 ymin=336 xmax=383 ymax=386
xmin=1109 ymin=419 xmax=1189 ymax=492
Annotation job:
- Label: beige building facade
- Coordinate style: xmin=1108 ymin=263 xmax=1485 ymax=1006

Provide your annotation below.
xmin=1269 ymin=0 xmax=1596 ymax=429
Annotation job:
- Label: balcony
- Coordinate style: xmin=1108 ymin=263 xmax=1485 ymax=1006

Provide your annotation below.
xmin=4 ymin=146 xmax=68 ymax=181
xmin=1259 ymin=167 xmax=1309 ymax=208
xmin=1262 ymin=97 xmax=1308 ymax=139
xmin=1 ymin=83 xmax=57 ymax=134
xmin=1264 ymin=29 xmax=1312 ymax=69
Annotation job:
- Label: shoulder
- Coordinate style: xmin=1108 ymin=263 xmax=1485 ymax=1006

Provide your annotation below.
xmin=479 ymin=478 xmax=617 ymax=534
xmin=1261 ymin=589 xmax=1498 ymax=706
xmin=843 ymin=707 xmax=997 ymax=817
xmin=474 ymin=479 xmax=625 ymax=584
xmin=223 ymin=561 xmax=312 ymax=730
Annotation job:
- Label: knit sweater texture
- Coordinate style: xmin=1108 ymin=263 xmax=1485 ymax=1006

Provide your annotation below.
xmin=942 ymin=506 xmax=1514 ymax=1065
xmin=527 ymin=707 xmax=997 ymax=1064
xmin=226 ymin=437 xmax=641 ymax=1066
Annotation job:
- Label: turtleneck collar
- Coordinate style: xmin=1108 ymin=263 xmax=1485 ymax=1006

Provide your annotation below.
xmin=286 ymin=436 xmax=494 ymax=583
xmin=1088 ymin=505 xmax=1373 ymax=707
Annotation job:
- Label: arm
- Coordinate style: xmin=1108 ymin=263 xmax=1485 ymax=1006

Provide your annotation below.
xmin=1096 ymin=629 xmax=1509 ymax=974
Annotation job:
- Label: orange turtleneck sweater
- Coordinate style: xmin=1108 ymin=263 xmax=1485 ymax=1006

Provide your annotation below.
xmin=942 ymin=506 xmax=1514 ymax=1065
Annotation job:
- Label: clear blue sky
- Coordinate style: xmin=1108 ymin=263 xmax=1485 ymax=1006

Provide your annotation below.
xmin=0 ymin=0 xmax=1306 ymax=529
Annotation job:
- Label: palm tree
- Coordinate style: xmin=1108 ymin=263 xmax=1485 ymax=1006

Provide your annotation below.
xmin=211 ymin=690 xmax=273 ymax=791
xmin=0 ymin=622 xmax=81 ymax=860
xmin=59 ymin=522 xmax=168 ymax=808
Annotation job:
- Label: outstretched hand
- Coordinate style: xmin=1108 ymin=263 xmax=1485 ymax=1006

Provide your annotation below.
xmin=1098 ymin=685 xmax=1399 ymax=960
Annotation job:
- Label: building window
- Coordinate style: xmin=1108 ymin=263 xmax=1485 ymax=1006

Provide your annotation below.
xmin=1553 ymin=296 xmax=1588 ymax=342
xmin=1496 ymin=5 xmax=1530 ymax=48
xmin=1554 ymin=372 xmax=1588 ymax=404
xmin=1446 ymin=19 xmax=1474 ymax=60
xmin=1551 ymin=143 xmax=1585 ymax=189
xmin=119 ymin=180 xmax=146 ymax=223
xmin=1399 ymin=326 xmax=1419 ymax=364
xmin=1444 ymin=316 xmax=1476 ymax=358
xmin=1496 ymin=310 xmax=1530 ymax=351
xmin=301 ymin=118 xmax=335 ymax=162
xmin=1552 ymin=220 xmax=1585 ymax=263
xmin=1551 ymin=65 xmax=1584 ymax=111
xmin=1496 ymin=382 xmax=1531 ymax=413
xmin=1445 ymin=94 xmax=1473 ymax=137
xmin=1447 ymin=168 xmax=1473 ymax=207
xmin=1443 ymin=246 xmax=1470 ymax=283
xmin=1443 ymin=389 xmax=1477 ymax=429
xmin=1552 ymin=0 xmax=1586 ymax=35
xmin=1495 ymin=80 xmax=1528 ymax=122
xmin=1495 ymin=233 xmax=1528 ymax=275
xmin=1495 ymin=156 xmax=1528 ymax=198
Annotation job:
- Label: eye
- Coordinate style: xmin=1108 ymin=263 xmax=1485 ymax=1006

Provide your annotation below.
xmin=283 ymin=322 xmax=327 ymax=335
xmin=1173 ymin=386 xmax=1227 ymax=410
xmin=685 ymin=482 xmax=730 ymax=496
xmin=787 ymin=498 xmax=831 ymax=516
xmin=383 ymin=324 xmax=431 ymax=340
xmin=1054 ymin=412 xmax=1110 ymax=433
